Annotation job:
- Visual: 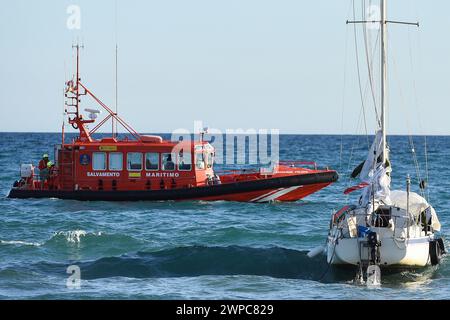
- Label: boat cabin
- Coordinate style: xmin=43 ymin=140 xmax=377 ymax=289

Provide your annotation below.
xmin=51 ymin=138 xmax=216 ymax=192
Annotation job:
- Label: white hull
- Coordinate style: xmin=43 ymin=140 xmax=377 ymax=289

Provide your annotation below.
xmin=327 ymin=233 xmax=432 ymax=267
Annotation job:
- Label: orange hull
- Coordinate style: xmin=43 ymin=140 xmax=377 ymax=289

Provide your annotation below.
xmin=9 ymin=171 xmax=338 ymax=202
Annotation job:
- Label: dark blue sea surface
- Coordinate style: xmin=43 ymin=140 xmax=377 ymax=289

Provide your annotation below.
xmin=0 ymin=133 xmax=449 ymax=299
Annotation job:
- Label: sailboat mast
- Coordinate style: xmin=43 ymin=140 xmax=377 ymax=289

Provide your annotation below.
xmin=380 ymin=0 xmax=387 ymax=164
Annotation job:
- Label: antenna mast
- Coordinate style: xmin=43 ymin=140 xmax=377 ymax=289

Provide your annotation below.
xmin=75 ymin=43 xmax=81 ymax=118
xmin=114 ymin=0 xmax=119 ymax=137
xmin=380 ymin=0 xmax=387 ymax=164
xmin=114 ymin=43 xmax=118 ymax=137
xmin=66 ymin=43 xmax=84 ymax=121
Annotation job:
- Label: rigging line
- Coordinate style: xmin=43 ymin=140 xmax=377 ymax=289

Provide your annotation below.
xmin=339 ymin=0 xmax=355 ymax=173
xmin=343 ymin=80 xmax=380 ymax=203
xmin=340 ymin=20 xmax=351 ymax=173
xmin=391 ymin=32 xmax=425 ymax=199
xmin=362 ymin=0 xmax=381 ymax=127
xmin=365 ymin=0 xmax=382 ymax=129
xmin=343 ymin=1 xmax=378 ymax=196
xmin=389 ymin=35 xmax=424 ymax=197
xmin=362 ymin=29 xmax=382 ymax=139
xmin=344 ymin=102 xmax=366 ymax=198
xmin=412 ymin=12 xmax=431 ymax=202
xmin=407 ymin=22 xmax=430 ymax=202
xmin=365 ymin=28 xmax=382 ymax=127
xmin=344 ymin=73 xmax=373 ymax=175
xmin=343 ymin=65 xmax=375 ymax=192
xmin=352 ymin=0 xmax=370 ymax=148
xmin=424 ymin=135 xmax=430 ymax=202
xmin=360 ymin=26 xmax=381 ymax=134
xmin=407 ymin=27 xmax=422 ymax=128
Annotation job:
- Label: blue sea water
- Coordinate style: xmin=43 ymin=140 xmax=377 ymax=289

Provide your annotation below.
xmin=0 ymin=133 xmax=449 ymax=300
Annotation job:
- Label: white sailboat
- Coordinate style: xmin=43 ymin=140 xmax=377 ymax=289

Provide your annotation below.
xmin=324 ymin=0 xmax=445 ymax=282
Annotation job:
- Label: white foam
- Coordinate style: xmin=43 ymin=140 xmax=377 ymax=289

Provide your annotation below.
xmin=54 ymin=230 xmax=87 ymax=243
xmin=0 ymin=239 xmax=42 ymax=247
xmin=53 ymin=230 xmax=103 ymax=243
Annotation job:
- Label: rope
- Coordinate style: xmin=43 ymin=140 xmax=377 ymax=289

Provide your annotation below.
xmin=362 ymin=0 xmax=381 ymax=127
xmin=339 ymin=18 xmax=350 ymax=173
xmin=318 ymin=237 xmax=337 ymax=282
xmin=389 ymin=32 xmax=425 ymax=198
xmin=424 ymin=136 xmax=430 ymax=202
xmin=344 ymin=0 xmax=381 ymax=190
xmin=352 ymin=0 xmax=369 ymax=147
xmin=407 ymin=23 xmax=431 ymax=202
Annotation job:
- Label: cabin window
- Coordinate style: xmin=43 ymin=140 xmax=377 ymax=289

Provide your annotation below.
xmin=162 ymin=153 xmax=175 ymax=171
xmin=127 ymin=152 xmax=143 ymax=171
xmin=109 ymin=152 xmax=123 ymax=171
xmin=195 ymin=153 xmax=205 ymax=170
xmin=178 ymin=151 xmax=192 ymax=171
xmin=92 ymin=152 xmax=106 ymax=171
xmin=145 ymin=153 xmax=159 ymax=171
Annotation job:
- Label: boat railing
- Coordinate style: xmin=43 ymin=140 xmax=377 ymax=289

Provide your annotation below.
xmin=339 ymin=210 xmax=423 ymax=240
xmin=279 ymin=161 xmax=318 ymax=170
xmin=215 ymin=168 xmax=259 ymax=175
xmin=216 ymin=161 xmax=323 ymax=178
xmin=30 ymin=171 xmax=58 ymax=188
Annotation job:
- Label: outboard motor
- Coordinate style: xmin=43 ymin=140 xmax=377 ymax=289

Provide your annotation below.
xmin=367 ymin=231 xmax=381 ymax=264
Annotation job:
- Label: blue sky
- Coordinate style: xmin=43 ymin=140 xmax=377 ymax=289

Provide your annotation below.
xmin=0 ymin=0 xmax=449 ymax=134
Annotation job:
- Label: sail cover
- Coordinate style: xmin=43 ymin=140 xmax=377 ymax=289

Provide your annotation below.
xmin=390 ymin=190 xmax=441 ymax=231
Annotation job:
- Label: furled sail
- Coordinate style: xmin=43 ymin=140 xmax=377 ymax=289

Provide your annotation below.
xmin=357 ymin=130 xmax=392 ymax=206
xmin=359 ymin=130 xmax=389 ymax=181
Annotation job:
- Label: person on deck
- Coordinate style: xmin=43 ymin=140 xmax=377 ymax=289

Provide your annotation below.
xmin=47 ymin=161 xmax=55 ymax=189
xmin=165 ymin=154 xmax=175 ymax=170
xmin=38 ymin=154 xmax=50 ymax=188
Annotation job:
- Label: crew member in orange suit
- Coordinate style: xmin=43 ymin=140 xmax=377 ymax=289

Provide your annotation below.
xmin=38 ymin=154 xmax=50 ymax=188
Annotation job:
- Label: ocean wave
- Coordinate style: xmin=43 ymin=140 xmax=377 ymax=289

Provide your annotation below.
xmin=33 ymin=245 xmax=346 ymax=282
